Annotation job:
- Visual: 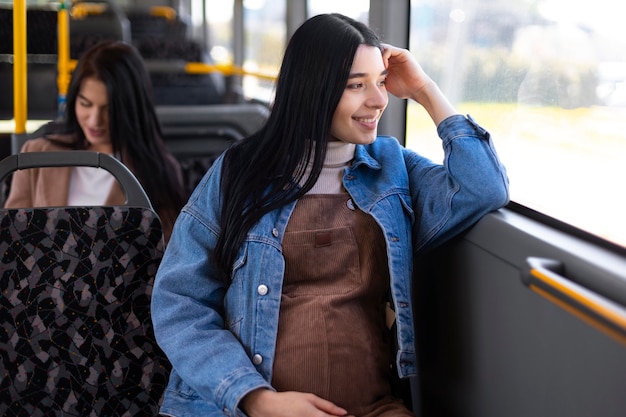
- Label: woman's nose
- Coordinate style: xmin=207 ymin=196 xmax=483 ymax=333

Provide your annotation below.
xmin=88 ymin=108 xmax=105 ymax=125
xmin=367 ymin=86 xmax=388 ymax=109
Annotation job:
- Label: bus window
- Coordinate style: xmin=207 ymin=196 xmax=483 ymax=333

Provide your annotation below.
xmin=407 ymin=0 xmax=626 ymax=248
xmin=308 ymin=0 xmax=369 ymax=23
xmin=195 ymin=0 xmax=234 ymax=67
xmin=238 ymin=0 xmax=372 ymax=102
xmin=240 ymin=0 xmax=286 ymax=103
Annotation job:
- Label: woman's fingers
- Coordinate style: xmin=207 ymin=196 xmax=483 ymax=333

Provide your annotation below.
xmin=241 ymin=389 xmax=352 ymax=417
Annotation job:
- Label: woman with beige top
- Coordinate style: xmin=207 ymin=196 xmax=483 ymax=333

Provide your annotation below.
xmin=4 ymin=40 xmax=185 ymax=244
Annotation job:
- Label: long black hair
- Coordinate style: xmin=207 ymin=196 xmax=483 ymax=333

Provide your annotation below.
xmin=215 ymin=14 xmax=382 ymax=279
xmin=63 ymin=40 xmax=185 ymax=230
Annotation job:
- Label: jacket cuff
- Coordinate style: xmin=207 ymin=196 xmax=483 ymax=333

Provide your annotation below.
xmin=436 ymin=114 xmax=491 ymax=141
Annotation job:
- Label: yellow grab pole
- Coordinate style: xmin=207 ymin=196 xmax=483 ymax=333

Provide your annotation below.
xmin=57 ymin=0 xmax=71 ymax=116
xmin=184 ymin=62 xmax=278 ymax=82
xmin=13 ymin=0 xmax=27 ymax=134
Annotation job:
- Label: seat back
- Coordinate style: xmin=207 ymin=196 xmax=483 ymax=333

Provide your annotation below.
xmin=69 ymin=0 xmax=131 ymax=60
xmin=157 ymin=103 xmax=269 ymax=196
xmin=0 ymin=6 xmax=59 ymax=120
xmin=0 ymin=152 xmax=170 ymax=417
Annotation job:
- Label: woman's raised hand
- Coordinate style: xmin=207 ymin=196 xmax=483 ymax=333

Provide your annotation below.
xmin=381 ymin=43 xmax=457 ymax=125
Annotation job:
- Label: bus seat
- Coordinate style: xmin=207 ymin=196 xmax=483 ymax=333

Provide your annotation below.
xmin=0 ymin=6 xmax=57 ymax=55
xmin=0 ymin=6 xmax=10 ymax=55
xmin=0 ymin=62 xmax=58 ymax=121
xmin=1 ymin=123 xmax=62 ymax=207
xmin=70 ymin=1 xmax=131 ymax=59
xmin=0 ymin=6 xmax=58 ymax=120
xmin=157 ymin=103 xmax=269 ymax=195
xmin=138 ymin=38 xmax=226 ymax=106
xmin=127 ymin=8 xmax=187 ymax=42
xmin=0 ymin=151 xmax=170 ymax=417
xmin=157 ymin=103 xmax=269 ymax=139
xmin=10 ymin=121 xmax=53 ymax=155
xmin=26 ymin=8 xmax=58 ymax=55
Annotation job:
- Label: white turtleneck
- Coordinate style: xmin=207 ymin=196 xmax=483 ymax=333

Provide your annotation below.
xmin=302 ymin=141 xmax=356 ymax=194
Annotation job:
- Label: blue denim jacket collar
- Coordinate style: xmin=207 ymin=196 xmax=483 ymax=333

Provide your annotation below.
xmin=353 ymin=145 xmax=381 ymax=170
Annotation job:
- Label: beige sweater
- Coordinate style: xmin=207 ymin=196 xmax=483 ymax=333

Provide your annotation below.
xmin=4 ymin=137 xmax=126 ymax=208
xmin=4 ymin=135 xmax=181 ymax=244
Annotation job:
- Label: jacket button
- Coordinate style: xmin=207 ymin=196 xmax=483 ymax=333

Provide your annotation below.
xmin=272 ymin=228 xmax=279 ymax=237
xmin=257 ymin=284 xmax=268 ymax=295
xmin=346 ymin=199 xmax=355 ymax=210
xmin=252 ymin=354 xmax=263 ymax=365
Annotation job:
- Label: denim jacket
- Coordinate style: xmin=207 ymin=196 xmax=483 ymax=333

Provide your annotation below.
xmin=152 ymin=115 xmax=509 ymax=417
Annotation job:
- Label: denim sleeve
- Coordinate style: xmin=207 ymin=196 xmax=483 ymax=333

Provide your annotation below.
xmin=406 ymin=114 xmax=509 ymax=254
xmin=151 ymin=163 xmax=272 ymax=416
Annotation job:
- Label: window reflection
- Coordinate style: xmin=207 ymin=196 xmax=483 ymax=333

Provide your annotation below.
xmin=242 ymin=0 xmax=285 ymax=102
xmin=308 ymin=0 xmax=369 ymax=22
xmin=407 ymin=0 xmax=626 ymax=247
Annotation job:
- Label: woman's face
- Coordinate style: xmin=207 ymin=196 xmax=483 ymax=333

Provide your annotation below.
xmin=330 ymin=44 xmax=388 ymax=144
xmin=75 ymin=77 xmax=112 ymax=153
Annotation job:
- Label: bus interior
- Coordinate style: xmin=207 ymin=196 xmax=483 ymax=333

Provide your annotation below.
xmin=1 ymin=1 xmax=626 ymax=416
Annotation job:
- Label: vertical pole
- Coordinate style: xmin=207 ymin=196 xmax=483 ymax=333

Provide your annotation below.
xmin=13 ymin=0 xmax=27 ymax=135
xmin=201 ymin=0 xmax=208 ymax=52
xmin=57 ymin=0 xmax=70 ymax=118
xmin=227 ymin=0 xmax=244 ymax=103
xmin=285 ymin=0 xmax=307 ymax=40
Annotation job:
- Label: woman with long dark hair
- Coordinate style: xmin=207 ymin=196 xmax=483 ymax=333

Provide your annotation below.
xmin=152 ymin=13 xmax=509 ymax=417
xmin=5 ymin=40 xmax=185 ymax=243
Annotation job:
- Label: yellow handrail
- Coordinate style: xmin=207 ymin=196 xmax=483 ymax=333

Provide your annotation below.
xmin=70 ymin=3 xmax=107 ymax=19
xmin=13 ymin=0 xmax=27 ymax=134
xmin=150 ymin=6 xmax=176 ymax=21
xmin=14 ymin=0 xmax=275 ymax=128
xmin=63 ymin=59 xmax=277 ymax=82
xmin=184 ymin=62 xmax=277 ymax=81
xmin=525 ymin=257 xmax=626 ymax=347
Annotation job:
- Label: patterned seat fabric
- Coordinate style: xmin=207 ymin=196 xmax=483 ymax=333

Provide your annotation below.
xmin=0 ymin=206 xmax=171 ymax=417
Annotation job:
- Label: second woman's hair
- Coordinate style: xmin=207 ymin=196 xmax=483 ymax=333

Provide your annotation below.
xmin=64 ymin=41 xmax=185 ymax=227
xmin=215 ymin=14 xmax=382 ymax=279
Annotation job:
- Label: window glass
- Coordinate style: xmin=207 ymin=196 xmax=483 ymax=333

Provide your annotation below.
xmin=408 ymin=0 xmax=626 ymax=247
xmin=242 ymin=0 xmax=285 ymax=102
xmin=308 ymin=0 xmax=369 ymax=22
xmin=189 ymin=0 xmax=284 ymax=103
xmin=199 ymin=0 xmax=234 ymax=65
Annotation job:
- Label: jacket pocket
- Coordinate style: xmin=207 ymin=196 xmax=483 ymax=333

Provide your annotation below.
xmin=282 ymin=226 xmax=361 ymax=296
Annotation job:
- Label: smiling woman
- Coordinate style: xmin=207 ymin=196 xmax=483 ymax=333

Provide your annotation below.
xmin=3 ymin=2 xmax=625 ymax=417
xmin=329 ymin=45 xmax=388 ymax=145
xmin=150 ymin=12 xmax=508 ymax=417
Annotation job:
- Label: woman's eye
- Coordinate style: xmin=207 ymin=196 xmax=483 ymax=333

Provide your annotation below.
xmin=347 ymin=83 xmax=363 ymax=90
xmin=78 ymin=100 xmax=91 ymax=108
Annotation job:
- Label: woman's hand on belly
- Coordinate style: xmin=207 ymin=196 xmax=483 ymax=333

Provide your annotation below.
xmin=241 ymin=388 xmax=354 ymax=417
